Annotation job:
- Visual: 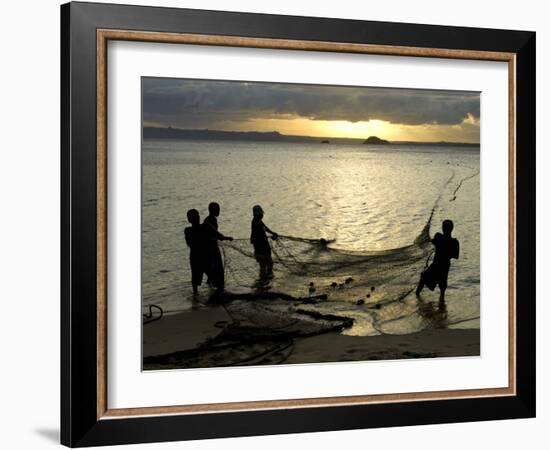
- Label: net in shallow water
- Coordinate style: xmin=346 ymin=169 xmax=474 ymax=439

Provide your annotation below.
xmin=221 ymin=213 xmax=434 ymax=307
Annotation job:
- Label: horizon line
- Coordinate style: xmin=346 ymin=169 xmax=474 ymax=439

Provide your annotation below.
xmin=143 ymin=125 xmax=480 ymax=145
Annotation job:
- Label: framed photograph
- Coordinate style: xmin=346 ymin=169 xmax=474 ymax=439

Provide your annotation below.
xmin=61 ymin=1 xmax=535 ymax=447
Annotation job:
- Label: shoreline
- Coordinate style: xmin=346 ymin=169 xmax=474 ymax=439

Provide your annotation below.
xmin=143 ymin=305 xmax=480 ymax=370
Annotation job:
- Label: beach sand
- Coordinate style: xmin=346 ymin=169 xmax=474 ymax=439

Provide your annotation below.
xmin=143 ymin=305 xmax=480 ymax=370
xmin=143 ymin=306 xmax=232 ymax=358
xmin=286 ymin=328 xmax=479 ymax=364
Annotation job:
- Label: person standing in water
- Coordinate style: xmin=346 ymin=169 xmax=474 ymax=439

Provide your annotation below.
xmin=184 ymin=209 xmax=206 ymax=295
xmin=416 ymin=219 xmax=459 ymax=303
xmin=203 ymin=202 xmax=233 ymax=291
xmin=250 ymin=205 xmax=278 ymax=278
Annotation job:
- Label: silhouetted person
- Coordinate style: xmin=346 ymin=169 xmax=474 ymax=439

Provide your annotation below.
xmin=250 ymin=205 xmax=278 ymax=278
xmin=203 ymin=202 xmax=233 ymax=291
xmin=184 ymin=209 xmax=206 ymax=295
xmin=416 ymin=219 xmax=459 ymax=303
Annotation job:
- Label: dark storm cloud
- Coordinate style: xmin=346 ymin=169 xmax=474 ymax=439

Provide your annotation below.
xmin=142 ymin=78 xmax=480 ymax=128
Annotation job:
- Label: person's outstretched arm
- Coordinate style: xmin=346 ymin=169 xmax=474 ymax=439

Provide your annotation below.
xmin=264 ymin=223 xmax=278 ymax=239
xmin=203 ymin=221 xmax=230 ymax=241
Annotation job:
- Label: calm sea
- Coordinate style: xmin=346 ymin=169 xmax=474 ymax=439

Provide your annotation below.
xmin=142 ymin=139 xmax=480 ymax=335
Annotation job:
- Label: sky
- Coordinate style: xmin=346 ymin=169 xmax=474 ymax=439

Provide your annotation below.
xmin=142 ymin=78 xmax=480 ymax=143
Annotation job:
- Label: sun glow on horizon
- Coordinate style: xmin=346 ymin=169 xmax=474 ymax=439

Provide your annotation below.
xmin=225 ymin=117 xmax=399 ymax=140
xmin=215 ymin=116 xmax=479 ymax=143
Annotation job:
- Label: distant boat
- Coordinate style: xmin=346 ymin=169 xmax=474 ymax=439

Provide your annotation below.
xmin=363 ymin=136 xmax=390 ymax=145
xmin=321 ymin=139 xmax=330 ymax=144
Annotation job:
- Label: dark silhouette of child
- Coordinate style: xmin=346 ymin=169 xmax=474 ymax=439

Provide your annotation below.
xmin=250 ymin=205 xmax=278 ymax=277
xmin=203 ymin=202 xmax=233 ymax=291
xmin=184 ymin=209 xmax=206 ymax=294
xmin=416 ymin=219 xmax=460 ymax=303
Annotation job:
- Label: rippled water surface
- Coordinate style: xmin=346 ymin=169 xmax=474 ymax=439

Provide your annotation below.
xmin=142 ymin=140 xmax=480 ymax=334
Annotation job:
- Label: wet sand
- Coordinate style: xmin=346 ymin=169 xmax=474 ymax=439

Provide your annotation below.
xmin=286 ymin=328 xmax=479 ymax=364
xmin=143 ymin=306 xmax=480 ymax=369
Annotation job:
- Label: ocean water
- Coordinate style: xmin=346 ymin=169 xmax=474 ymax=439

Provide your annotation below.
xmin=142 ymin=139 xmax=480 ymax=336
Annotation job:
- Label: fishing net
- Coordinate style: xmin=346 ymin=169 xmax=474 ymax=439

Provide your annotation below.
xmin=221 ymin=218 xmax=433 ymax=306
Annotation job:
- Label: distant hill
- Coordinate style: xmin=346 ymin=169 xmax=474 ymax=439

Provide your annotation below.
xmin=143 ymin=127 xmax=479 ymax=147
xmin=143 ymin=127 xmax=322 ymax=143
xmin=363 ymin=136 xmax=390 ymax=145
